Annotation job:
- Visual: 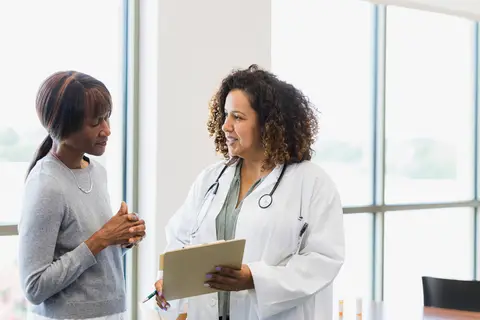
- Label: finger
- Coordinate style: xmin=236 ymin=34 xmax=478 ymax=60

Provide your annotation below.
xmin=215 ymin=266 xmax=240 ymax=278
xmin=126 ymin=213 xmax=138 ymax=221
xmin=129 ymin=219 xmax=145 ymax=227
xmin=117 ymin=201 xmax=128 ymax=215
xmin=154 ymin=281 xmax=163 ymax=293
xmin=204 ymin=281 xmax=236 ymax=291
xmin=205 ymin=273 xmax=237 ymax=286
xmin=156 ymin=296 xmax=166 ymax=309
xmin=155 ymin=294 xmax=169 ymax=310
xmin=124 ymin=219 xmax=145 ymax=228
xmin=128 ymin=236 xmax=143 ymax=244
xmin=129 ymin=225 xmax=146 ymax=233
xmin=130 ymin=232 xmax=145 ymax=241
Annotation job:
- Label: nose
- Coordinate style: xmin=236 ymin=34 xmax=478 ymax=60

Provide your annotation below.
xmin=100 ymin=119 xmax=111 ymax=137
xmin=222 ymin=115 xmax=233 ymax=133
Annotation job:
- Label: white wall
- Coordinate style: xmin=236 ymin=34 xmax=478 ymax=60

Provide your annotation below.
xmin=136 ymin=1 xmax=271 ymax=318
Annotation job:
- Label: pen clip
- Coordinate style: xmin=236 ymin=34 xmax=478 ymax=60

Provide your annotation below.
xmin=294 ymin=222 xmax=309 ymax=255
xmin=299 ymin=222 xmax=308 ymax=237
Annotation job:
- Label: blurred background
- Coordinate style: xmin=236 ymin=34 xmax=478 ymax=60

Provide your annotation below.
xmin=1 ymin=0 xmax=479 ymax=319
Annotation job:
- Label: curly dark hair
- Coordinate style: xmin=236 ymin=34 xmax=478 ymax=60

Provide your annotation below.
xmin=207 ymin=64 xmax=319 ymax=169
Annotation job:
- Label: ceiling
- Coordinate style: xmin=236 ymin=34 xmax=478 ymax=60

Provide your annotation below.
xmin=362 ymin=0 xmax=480 ymax=21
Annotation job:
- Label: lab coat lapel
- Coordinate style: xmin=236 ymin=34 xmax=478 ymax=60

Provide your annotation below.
xmin=209 ymin=164 xmax=236 ymax=219
xmin=234 ymin=164 xmax=286 ymax=240
xmin=198 ymin=164 xmax=236 ymax=243
xmin=252 ymin=164 xmax=285 ymax=195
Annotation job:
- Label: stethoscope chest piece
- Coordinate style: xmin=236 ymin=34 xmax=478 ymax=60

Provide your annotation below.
xmin=258 ymin=194 xmax=273 ymax=209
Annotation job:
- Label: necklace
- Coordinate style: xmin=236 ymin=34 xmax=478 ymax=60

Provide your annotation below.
xmin=50 ymin=151 xmax=93 ymax=194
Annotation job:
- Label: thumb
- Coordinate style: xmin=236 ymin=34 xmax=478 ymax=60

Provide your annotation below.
xmin=117 ymin=201 xmax=128 ymax=215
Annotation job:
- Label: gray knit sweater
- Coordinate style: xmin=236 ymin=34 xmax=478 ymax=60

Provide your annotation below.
xmin=18 ymin=153 xmax=126 ymax=319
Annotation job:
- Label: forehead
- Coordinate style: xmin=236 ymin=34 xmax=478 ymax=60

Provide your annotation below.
xmin=84 ymin=87 xmax=112 ymax=119
xmin=225 ymin=89 xmax=253 ymax=113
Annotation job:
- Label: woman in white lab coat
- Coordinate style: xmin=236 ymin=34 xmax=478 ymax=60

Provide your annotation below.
xmin=155 ymin=64 xmax=345 ymax=320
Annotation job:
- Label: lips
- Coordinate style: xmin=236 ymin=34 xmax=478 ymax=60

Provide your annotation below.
xmin=225 ymin=137 xmax=238 ymax=145
xmin=96 ymin=140 xmax=108 ymax=147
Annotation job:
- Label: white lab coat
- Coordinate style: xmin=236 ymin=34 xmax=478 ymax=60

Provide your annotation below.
xmin=162 ymin=160 xmax=345 ymax=320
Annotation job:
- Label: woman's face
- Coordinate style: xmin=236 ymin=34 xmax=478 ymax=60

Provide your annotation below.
xmin=222 ymin=89 xmax=264 ymax=160
xmin=62 ymin=111 xmax=111 ymax=156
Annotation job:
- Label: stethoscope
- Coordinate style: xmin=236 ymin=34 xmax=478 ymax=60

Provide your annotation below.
xmin=189 ymin=163 xmax=289 ymax=238
xmin=190 ymin=162 xmax=309 ymax=255
xmin=207 ymin=162 xmax=288 ymax=209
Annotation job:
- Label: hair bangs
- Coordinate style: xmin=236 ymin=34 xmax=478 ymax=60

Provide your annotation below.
xmin=84 ymin=85 xmax=112 ymax=120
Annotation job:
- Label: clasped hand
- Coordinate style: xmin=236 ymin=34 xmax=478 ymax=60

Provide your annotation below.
xmin=99 ymin=201 xmax=146 ymax=248
xmin=121 ymin=203 xmax=146 ymax=247
xmin=122 ymin=212 xmax=146 ymax=248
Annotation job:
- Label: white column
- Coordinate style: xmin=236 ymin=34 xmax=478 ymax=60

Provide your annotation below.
xmin=136 ymin=1 xmax=272 ymax=318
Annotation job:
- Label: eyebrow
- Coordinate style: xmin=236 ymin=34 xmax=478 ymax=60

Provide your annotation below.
xmin=226 ymin=110 xmax=247 ymax=116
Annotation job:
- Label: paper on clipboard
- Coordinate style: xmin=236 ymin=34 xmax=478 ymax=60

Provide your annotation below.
xmin=159 ymin=239 xmax=246 ymax=301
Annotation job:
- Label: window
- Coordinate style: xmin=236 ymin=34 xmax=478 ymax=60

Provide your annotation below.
xmin=334 ymin=214 xmax=374 ymax=301
xmin=272 ymin=0 xmax=374 ymax=208
xmin=0 ymin=1 xmax=125 ymax=318
xmin=385 ymin=6 xmax=474 ymax=204
xmin=272 ymin=0 xmax=375 ymax=303
xmin=384 ymin=208 xmax=474 ymax=306
xmin=272 ymin=0 xmax=480 ymax=307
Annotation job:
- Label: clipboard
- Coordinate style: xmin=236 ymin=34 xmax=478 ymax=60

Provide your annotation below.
xmin=159 ymin=239 xmax=246 ymax=301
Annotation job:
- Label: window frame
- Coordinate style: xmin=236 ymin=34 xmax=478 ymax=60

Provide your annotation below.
xmin=0 ymin=0 xmax=134 ymax=317
xmin=347 ymin=5 xmax=480 ymax=300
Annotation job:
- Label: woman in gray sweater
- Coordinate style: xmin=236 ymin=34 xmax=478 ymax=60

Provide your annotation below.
xmin=18 ymin=71 xmax=145 ymax=320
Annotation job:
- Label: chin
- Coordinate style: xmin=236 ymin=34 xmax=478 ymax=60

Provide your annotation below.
xmin=228 ymin=149 xmax=240 ymax=158
xmin=89 ymin=147 xmax=107 ymax=156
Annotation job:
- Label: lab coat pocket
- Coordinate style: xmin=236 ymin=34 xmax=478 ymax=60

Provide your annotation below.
xmin=268 ymin=213 xmax=306 ymax=266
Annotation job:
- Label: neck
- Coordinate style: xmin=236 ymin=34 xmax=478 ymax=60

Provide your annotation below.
xmin=241 ymin=157 xmax=272 ymax=180
xmin=52 ymin=143 xmax=85 ymax=169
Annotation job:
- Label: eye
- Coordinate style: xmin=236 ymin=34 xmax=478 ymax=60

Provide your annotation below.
xmin=92 ymin=116 xmax=109 ymax=127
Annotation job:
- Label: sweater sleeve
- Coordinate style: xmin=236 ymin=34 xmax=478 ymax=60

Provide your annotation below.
xmin=18 ymin=174 xmax=97 ymax=305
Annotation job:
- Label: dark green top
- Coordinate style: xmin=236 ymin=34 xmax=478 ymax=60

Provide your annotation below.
xmin=215 ymin=161 xmax=264 ymax=318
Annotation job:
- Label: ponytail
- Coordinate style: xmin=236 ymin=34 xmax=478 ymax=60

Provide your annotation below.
xmin=26 ymin=135 xmax=53 ymax=178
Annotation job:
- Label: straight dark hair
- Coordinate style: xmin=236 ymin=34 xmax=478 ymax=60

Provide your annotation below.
xmin=27 ymin=71 xmax=112 ymax=178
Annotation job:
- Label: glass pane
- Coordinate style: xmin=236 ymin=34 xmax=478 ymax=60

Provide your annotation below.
xmin=271 ymin=0 xmax=374 ymax=206
xmin=385 ymin=7 xmax=474 ymax=204
xmin=333 ymin=213 xmax=373 ymax=303
xmin=384 ymin=208 xmax=474 ymax=307
xmin=0 ymin=236 xmax=27 ymax=320
xmin=0 ymin=0 xmax=125 ymax=225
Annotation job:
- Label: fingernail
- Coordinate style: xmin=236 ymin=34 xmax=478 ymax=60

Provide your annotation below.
xmin=129 ymin=228 xmax=134 ymax=233
xmin=206 ymin=274 xmax=212 ymax=279
xmin=204 ymin=283 xmax=210 ymax=287
xmin=215 ymin=266 xmax=221 ymax=271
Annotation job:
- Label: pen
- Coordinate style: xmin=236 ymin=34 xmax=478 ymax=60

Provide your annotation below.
xmin=294 ymin=222 xmax=309 ymax=254
xmin=142 ymin=290 xmax=157 ymax=303
xmin=299 ymin=222 xmax=309 ymax=237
